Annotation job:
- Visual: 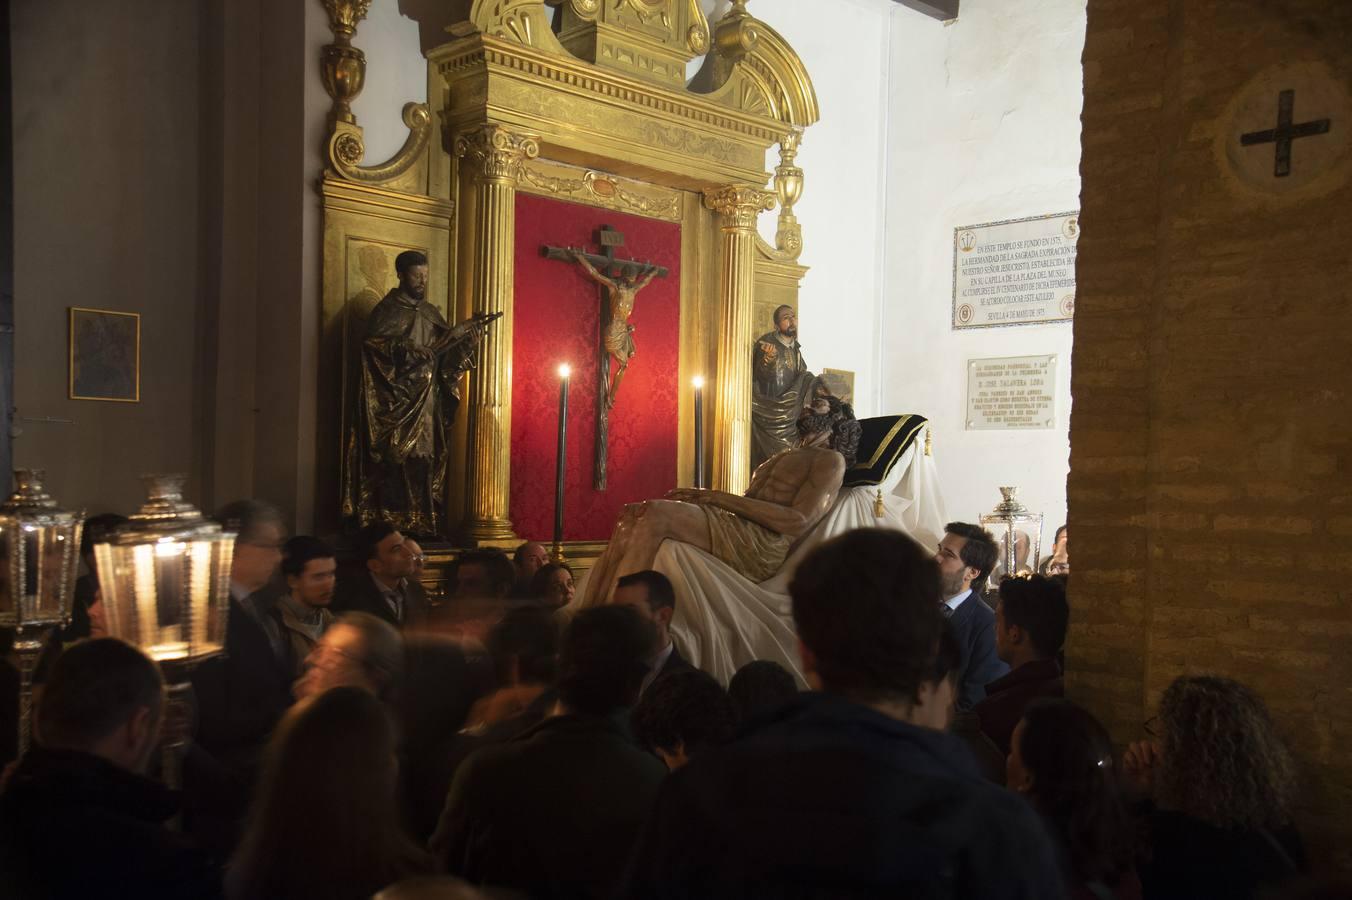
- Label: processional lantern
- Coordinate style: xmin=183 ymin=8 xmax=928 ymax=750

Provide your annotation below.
xmin=0 ymin=470 xmax=82 ymax=754
xmin=979 ymin=486 xmax=1044 ymax=588
xmin=93 ymin=474 xmax=234 ymax=794
xmin=93 ymin=474 xmax=233 ymax=667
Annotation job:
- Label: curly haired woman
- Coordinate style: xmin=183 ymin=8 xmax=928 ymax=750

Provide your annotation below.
xmin=1122 ymin=675 xmax=1304 ymax=900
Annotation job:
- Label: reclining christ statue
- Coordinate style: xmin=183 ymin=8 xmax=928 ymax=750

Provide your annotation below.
xmin=578 ymin=393 xmax=862 ymax=608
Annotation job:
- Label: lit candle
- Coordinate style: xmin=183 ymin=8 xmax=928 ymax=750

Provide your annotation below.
xmin=692 ymin=375 xmax=705 ymax=489
xmin=553 ymin=364 xmax=571 ymax=553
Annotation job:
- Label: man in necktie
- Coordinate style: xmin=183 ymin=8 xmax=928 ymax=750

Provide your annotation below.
xmin=333 ymin=522 xmax=430 ymax=629
xmin=934 ymin=522 xmax=1008 ymax=711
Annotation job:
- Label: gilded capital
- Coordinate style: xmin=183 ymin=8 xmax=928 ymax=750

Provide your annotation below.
xmin=703 ymin=186 xmax=775 ymax=231
xmin=455 ymin=125 xmax=542 ymax=183
xmin=321 ymin=0 xmax=372 ymax=40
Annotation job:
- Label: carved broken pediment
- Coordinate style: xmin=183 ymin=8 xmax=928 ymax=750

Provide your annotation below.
xmin=689 ymin=1 xmax=820 ymax=129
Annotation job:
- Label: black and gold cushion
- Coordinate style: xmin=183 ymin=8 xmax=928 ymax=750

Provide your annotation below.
xmin=842 ymin=414 xmax=929 ymax=488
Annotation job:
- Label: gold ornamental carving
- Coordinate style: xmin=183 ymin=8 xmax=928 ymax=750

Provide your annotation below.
xmin=761 ymin=127 xmax=804 ymax=260
xmin=455 ymin=125 xmax=541 ymax=182
xmin=553 ymin=0 xmax=711 ymax=89
xmin=690 ymin=1 xmax=819 ymax=129
xmin=519 ymin=159 xmax=682 ymax=222
xmin=704 ymin=186 xmax=775 ymax=231
xmin=318 ymin=0 xmax=435 ymax=187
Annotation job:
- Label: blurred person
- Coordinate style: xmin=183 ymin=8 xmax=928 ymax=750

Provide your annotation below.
xmin=374 ymin=877 xmax=495 ymax=900
xmin=333 ymin=522 xmax=429 ymax=629
xmin=0 ymin=639 xmax=222 ymax=900
xmin=612 ymin=569 xmax=693 ymax=695
xmin=1040 ymin=525 xmax=1070 ymax=576
xmin=184 ymin=502 xmax=294 ymax=857
xmin=935 ymin=521 xmax=1008 ymax=710
xmin=529 ymin=561 xmax=575 ymax=609
xmin=626 ymin=528 xmax=1066 ymax=900
xmin=405 ymin=537 xmax=427 ymax=582
xmin=727 ymin=659 xmax=799 ymax=721
xmin=405 ymin=606 xmax=559 ymax=842
xmin=64 ymin=512 xmax=128 ymax=642
xmin=975 ymin=574 xmax=1068 ymax=755
xmin=294 ymin=611 xmax=403 ymax=703
xmin=1123 ymin=676 xmax=1303 ymax=900
xmin=631 ymin=668 xmax=738 ymax=770
xmin=1008 ymin=699 xmax=1140 ymax=900
xmin=512 ymin=541 xmax=549 ymax=596
xmin=432 ymin=605 xmax=665 ymax=900
xmin=228 ymin=687 xmax=430 ymax=900
xmin=193 ymin=500 xmax=292 ymax=760
xmin=275 ymin=536 xmax=338 ymax=676
xmin=453 ymin=548 xmax=515 ymax=602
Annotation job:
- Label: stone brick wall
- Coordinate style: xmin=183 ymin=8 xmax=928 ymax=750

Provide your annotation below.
xmin=1070 ymin=0 xmax=1352 ymax=865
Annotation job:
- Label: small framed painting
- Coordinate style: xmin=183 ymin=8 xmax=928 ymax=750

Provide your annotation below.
xmin=69 ymin=308 xmax=140 ymax=402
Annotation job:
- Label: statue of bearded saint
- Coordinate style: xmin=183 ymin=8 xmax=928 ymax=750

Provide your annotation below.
xmin=576 ymin=392 xmax=860 ymax=608
xmin=751 ymin=304 xmax=819 ymax=472
xmin=342 ymin=249 xmax=499 ymax=537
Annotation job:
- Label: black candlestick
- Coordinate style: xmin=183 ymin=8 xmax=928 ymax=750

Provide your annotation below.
xmin=553 ymin=365 xmax=571 ymax=556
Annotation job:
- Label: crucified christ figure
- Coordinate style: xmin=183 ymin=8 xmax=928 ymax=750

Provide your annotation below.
xmin=568 ymin=249 xmax=660 ymax=407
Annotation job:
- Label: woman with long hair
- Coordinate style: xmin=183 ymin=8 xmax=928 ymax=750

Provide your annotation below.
xmin=530 ymin=561 xmax=575 ymax=609
xmin=228 ymin=687 xmax=431 ymax=900
xmin=1123 ymin=675 xmax=1303 ymax=900
xmin=1008 ymin=699 xmax=1140 ymax=900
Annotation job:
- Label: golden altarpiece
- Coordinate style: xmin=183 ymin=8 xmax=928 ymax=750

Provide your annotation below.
xmin=316 ymin=0 xmax=818 ymax=582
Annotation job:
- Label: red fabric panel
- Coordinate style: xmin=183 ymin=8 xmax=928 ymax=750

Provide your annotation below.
xmin=510 ymin=194 xmax=682 ymax=542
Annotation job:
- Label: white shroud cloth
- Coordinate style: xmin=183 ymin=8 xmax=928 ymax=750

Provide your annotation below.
xmin=653 ymin=442 xmax=947 ymax=686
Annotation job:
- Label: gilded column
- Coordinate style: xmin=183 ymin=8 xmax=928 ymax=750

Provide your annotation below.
xmin=454 ymin=125 xmax=540 ymax=543
xmin=704 ymin=185 xmax=775 ymax=495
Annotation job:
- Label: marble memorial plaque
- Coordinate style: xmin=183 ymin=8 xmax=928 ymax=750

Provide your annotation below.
xmin=952 ymin=212 xmax=1078 ymax=329
xmin=966 ymin=355 xmax=1056 ymax=430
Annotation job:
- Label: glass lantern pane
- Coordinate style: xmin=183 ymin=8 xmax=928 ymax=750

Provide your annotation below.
xmin=0 ymin=521 xmax=14 ymax=622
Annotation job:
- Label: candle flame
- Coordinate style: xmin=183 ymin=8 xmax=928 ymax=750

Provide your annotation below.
xmin=692 ymin=375 xmax=705 ymax=389
xmin=558 ymin=364 xmax=572 ymax=379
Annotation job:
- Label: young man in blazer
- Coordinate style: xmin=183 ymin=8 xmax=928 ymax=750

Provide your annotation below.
xmin=935 ymin=522 xmax=1009 ymax=711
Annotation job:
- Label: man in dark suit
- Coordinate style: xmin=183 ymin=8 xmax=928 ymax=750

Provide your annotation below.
xmin=624 ymin=529 xmax=1066 ymax=900
xmin=333 ymin=521 xmax=429 ymax=629
xmin=431 ymin=605 xmax=666 ymax=900
xmin=612 ymin=569 xmax=694 ymax=695
xmin=936 ymin=521 xmax=1009 ymax=711
xmin=1 ymin=640 xmax=223 ymax=900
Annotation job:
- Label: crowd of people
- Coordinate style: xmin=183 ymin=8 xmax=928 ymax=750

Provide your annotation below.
xmin=0 ymin=506 xmax=1330 ymax=900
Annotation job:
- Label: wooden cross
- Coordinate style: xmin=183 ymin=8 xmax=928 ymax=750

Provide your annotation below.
xmin=1240 ymin=89 xmax=1331 ymax=178
xmin=542 ymin=225 xmax=669 ymax=279
xmin=542 ymin=226 xmax=669 ymax=491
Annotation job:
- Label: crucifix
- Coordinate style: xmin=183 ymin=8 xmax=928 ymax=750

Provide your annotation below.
xmin=1240 ymin=88 xmax=1332 ymax=178
xmin=543 ymin=225 xmax=669 ymax=491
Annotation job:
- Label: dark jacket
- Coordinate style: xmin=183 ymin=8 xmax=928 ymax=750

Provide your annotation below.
xmin=431 ymin=711 xmax=667 ymax=900
xmin=332 ymin=572 xmax=429 ymax=629
xmin=192 ymin=594 xmax=293 ymax=764
xmin=625 ymin=692 xmax=1067 ymax=900
xmin=405 ymin=687 xmax=557 ymax=842
xmin=974 ymin=657 xmax=1064 ymax=755
xmin=1139 ymin=810 xmax=1304 ymax=900
xmin=948 ymin=590 xmax=1009 ymax=711
xmin=0 ymin=748 xmax=223 ymax=900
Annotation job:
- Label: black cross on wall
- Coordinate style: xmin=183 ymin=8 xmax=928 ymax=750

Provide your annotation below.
xmin=1240 ymin=89 xmax=1332 ymax=178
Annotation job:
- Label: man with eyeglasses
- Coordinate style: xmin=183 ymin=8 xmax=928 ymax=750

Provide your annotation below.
xmin=294 ymin=612 xmax=403 ymax=704
xmin=935 ymin=522 xmax=1009 ymax=711
xmin=333 ymin=522 xmax=430 ymax=630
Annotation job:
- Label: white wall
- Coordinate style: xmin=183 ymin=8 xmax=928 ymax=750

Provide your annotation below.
xmin=755 ymin=0 xmax=895 ymax=417
xmin=883 ymin=0 xmax=1086 ymax=539
xmin=351 ymin=0 xmax=427 ymax=164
